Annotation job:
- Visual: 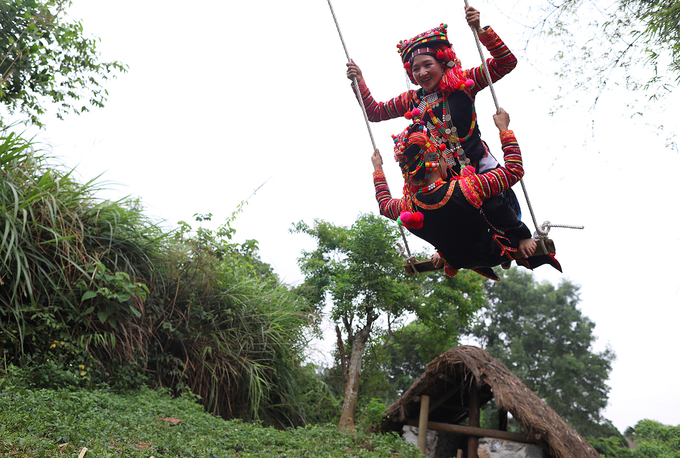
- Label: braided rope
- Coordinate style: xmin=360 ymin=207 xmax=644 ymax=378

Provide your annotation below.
xmin=465 ymin=2 xmax=501 ymax=114
xmin=536 ymin=221 xmax=585 ymax=238
xmin=398 ymin=226 xmax=419 ymax=272
xmin=326 ymin=0 xmax=378 ymax=151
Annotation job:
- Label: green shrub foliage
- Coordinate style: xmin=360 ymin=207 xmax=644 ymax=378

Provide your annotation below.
xmin=0 ymin=131 xmax=321 ymax=426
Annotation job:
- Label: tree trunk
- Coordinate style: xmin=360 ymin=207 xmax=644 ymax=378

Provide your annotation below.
xmin=338 ymin=325 xmax=371 ymax=430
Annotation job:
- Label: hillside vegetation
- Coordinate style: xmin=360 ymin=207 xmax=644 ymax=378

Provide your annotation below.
xmin=0 ymin=373 xmax=421 ymax=457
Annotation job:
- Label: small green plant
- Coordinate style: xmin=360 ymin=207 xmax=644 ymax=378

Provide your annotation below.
xmin=359 ymin=398 xmax=388 ymax=432
xmin=78 ymin=262 xmax=150 ymax=328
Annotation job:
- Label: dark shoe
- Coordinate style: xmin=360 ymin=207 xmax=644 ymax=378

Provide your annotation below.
xmin=521 ymin=253 xmax=562 ymax=273
xmin=471 ymin=267 xmax=501 ymax=281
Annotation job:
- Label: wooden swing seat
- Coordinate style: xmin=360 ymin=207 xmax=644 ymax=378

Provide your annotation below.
xmin=403 ymin=239 xmax=556 ymax=275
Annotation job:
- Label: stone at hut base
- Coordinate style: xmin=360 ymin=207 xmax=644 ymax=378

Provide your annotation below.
xmin=478 ymin=438 xmax=544 ymax=458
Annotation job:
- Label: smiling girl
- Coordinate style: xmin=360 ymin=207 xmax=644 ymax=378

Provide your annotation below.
xmin=346 ymin=6 xmax=516 ymax=175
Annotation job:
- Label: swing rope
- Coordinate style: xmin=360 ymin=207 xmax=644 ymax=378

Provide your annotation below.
xmin=325 ymin=0 xmax=419 ymax=272
xmin=462 ymin=0 xmax=583 ymax=248
xmin=326 ymin=0 xmax=378 ymax=152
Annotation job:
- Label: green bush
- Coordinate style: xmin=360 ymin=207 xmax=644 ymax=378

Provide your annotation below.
xmin=359 ymin=398 xmax=388 ymax=432
xmin=0 ymin=131 xmax=321 ymax=425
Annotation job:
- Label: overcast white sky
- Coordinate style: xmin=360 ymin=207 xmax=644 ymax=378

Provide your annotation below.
xmin=11 ymin=0 xmax=680 ymax=433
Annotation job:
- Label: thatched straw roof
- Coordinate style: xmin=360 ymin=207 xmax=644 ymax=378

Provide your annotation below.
xmin=383 ymin=346 xmax=599 ymax=458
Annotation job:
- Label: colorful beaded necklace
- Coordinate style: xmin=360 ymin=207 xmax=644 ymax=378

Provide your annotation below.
xmin=419 ymin=99 xmax=472 ymax=175
xmin=417 ymin=89 xmax=477 ymax=142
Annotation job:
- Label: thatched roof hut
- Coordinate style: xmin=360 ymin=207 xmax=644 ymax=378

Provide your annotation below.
xmin=382 ymin=346 xmax=599 ymax=458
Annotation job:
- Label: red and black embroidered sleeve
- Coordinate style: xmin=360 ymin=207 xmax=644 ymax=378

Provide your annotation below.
xmin=373 ymin=170 xmax=404 ymax=220
xmin=459 ymin=130 xmax=523 ymax=208
xmin=354 ymin=78 xmax=416 ymax=122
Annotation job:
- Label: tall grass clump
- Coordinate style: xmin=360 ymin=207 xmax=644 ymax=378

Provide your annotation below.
xmin=148 ymin=213 xmax=320 ymax=426
xmin=0 ymin=130 xmax=162 ymax=383
xmin=0 ymin=130 xmax=330 ymax=426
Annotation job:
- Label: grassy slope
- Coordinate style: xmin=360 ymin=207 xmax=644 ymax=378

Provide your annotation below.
xmin=0 ymin=384 xmax=422 ymax=458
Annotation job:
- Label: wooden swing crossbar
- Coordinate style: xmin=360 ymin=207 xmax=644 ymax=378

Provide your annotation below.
xmin=403 ymin=239 xmax=557 ymax=276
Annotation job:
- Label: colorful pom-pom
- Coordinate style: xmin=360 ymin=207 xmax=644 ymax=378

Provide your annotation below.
xmin=458 ymin=81 xmax=466 ymax=90
xmin=399 ymin=211 xmax=424 ymax=229
xmin=436 ymin=51 xmax=445 ymax=60
xmin=461 ymin=165 xmax=476 ymax=177
xmin=410 ymin=212 xmax=424 ymax=229
xmin=404 ymin=111 xmax=413 ymax=120
xmin=399 ymin=211 xmax=411 ymax=225
xmin=404 ymin=62 xmax=412 ymax=71
xmin=411 ymin=108 xmax=421 ymax=117
xmin=439 ymin=143 xmax=447 ymax=151
xmin=465 ymin=79 xmax=475 ymax=89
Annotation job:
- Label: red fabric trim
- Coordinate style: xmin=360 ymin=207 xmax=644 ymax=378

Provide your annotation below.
xmin=493 ymin=234 xmax=518 ymax=259
xmin=414 ymin=181 xmax=456 ymax=210
xmin=444 ymin=264 xmax=458 ymax=277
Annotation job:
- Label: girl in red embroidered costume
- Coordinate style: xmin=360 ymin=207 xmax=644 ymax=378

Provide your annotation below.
xmin=372 ymin=109 xmax=561 ymax=280
xmin=347 ymin=6 xmax=514 ymax=176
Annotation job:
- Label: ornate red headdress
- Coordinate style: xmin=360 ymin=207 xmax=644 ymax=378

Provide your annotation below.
xmin=393 ymin=125 xmax=442 ymax=195
xmin=396 ymin=24 xmax=473 ymax=92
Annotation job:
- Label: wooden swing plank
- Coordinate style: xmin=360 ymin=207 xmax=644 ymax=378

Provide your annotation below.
xmin=403 ymin=259 xmax=442 ymax=276
xmin=402 ymin=239 xmax=557 ymax=275
xmin=533 ymin=239 xmax=556 ymax=256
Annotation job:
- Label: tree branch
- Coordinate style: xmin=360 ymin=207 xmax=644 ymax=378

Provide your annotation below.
xmin=335 ymin=324 xmax=348 ymax=386
xmin=382 ymin=312 xmax=394 ymax=349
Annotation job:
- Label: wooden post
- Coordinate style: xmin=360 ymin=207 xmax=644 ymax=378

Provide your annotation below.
xmin=467 ymin=384 xmax=479 ymax=458
xmin=499 ymin=408 xmax=508 ymax=431
xmin=418 ymin=395 xmax=430 ymax=454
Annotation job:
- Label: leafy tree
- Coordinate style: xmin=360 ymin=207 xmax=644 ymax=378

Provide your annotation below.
xmin=468 ymin=268 xmax=616 ymax=437
xmin=0 ymin=0 xmax=126 ymax=126
xmin=500 ymin=0 xmax=679 ymax=91
xmin=293 ymin=214 xmax=421 ymax=430
xmin=627 ymin=420 xmax=680 ymax=457
xmin=492 ymin=0 xmax=679 ymax=147
xmin=361 ymin=269 xmax=486 ymax=402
